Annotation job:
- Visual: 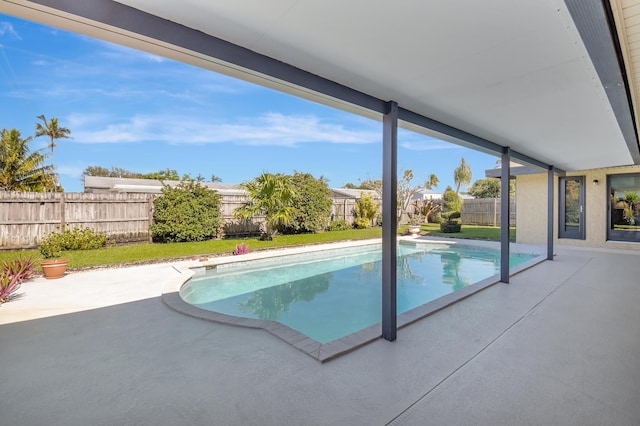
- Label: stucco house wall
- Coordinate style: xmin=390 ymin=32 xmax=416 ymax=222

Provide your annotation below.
xmin=516 ymin=165 xmax=640 ymax=251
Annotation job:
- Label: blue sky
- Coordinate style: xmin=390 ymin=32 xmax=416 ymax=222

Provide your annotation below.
xmin=0 ymin=14 xmax=499 ymax=193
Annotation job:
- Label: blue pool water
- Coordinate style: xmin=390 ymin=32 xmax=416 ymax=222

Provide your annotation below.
xmin=180 ymin=243 xmax=536 ymax=343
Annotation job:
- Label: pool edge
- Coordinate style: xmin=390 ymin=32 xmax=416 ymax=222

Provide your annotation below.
xmin=162 ymin=240 xmax=547 ymax=363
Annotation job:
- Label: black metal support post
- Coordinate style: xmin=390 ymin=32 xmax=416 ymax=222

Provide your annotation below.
xmin=382 ymin=101 xmax=398 ymax=341
xmin=500 ymin=148 xmax=511 ymax=283
xmin=547 ymin=166 xmax=554 ymax=261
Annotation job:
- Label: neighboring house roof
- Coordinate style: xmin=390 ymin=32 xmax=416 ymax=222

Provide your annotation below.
xmin=84 ymin=176 xmax=246 ymax=196
xmin=332 ymin=188 xmax=380 ymax=199
xmin=411 ymin=189 xmax=442 ymax=200
xmin=85 ymin=176 xmax=376 ymax=199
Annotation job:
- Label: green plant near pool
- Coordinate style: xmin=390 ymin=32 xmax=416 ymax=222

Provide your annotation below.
xmin=0 ymin=256 xmax=36 ymax=303
xmin=39 ymin=226 xmax=108 ymax=258
xmin=440 ymin=211 xmax=462 ymax=233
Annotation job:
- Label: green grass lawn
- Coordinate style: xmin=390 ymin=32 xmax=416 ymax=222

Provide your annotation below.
xmin=404 ymin=223 xmax=516 ymax=242
xmin=0 ymin=224 xmax=515 ymax=270
xmin=0 ymin=228 xmax=382 ymax=269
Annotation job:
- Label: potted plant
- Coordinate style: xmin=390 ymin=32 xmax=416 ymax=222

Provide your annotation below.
xmin=407 ymin=214 xmax=423 ymax=235
xmin=39 ymin=233 xmax=69 ymax=279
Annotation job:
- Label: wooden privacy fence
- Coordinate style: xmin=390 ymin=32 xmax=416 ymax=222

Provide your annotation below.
xmin=1 ymin=192 xmax=514 ymax=249
xmin=0 ymin=191 xmax=373 ymax=249
xmin=461 ymin=198 xmax=517 ymax=226
xmin=0 ymin=192 xmax=154 ymax=249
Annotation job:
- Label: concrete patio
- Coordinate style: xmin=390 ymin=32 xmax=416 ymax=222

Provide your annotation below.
xmin=1 ymin=245 xmax=639 ymax=425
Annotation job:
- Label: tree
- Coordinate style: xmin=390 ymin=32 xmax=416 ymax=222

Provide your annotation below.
xmin=0 ymin=128 xmax=56 ymax=192
xmin=151 ymin=180 xmax=222 ymax=242
xmin=353 ymin=192 xmax=380 ymax=228
xmin=211 ymin=175 xmax=222 ymax=183
xmin=343 ymin=178 xmax=382 ymax=196
xmin=235 ymin=173 xmax=296 ymax=240
xmin=142 ymin=168 xmax=180 ymax=181
xmin=453 ymin=157 xmax=472 ymax=194
xmin=468 ymin=178 xmax=501 ymax=199
xmin=467 ymin=178 xmax=515 ymax=199
xmin=83 ymin=166 xmax=141 ymax=178
xmin=397 ymin=170 xmax=439 ymax=221
xmin=412 ymin=198 xmax=440 ymax=223
xmin=280 ymin=172 xmax=333 ymax=234
xmin=34 ymin=115 xmax=71 ymax=171
xmin=425 ymin=173 xmax=439 ymax=190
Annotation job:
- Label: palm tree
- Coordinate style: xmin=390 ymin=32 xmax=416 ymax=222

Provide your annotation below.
xmin=0 ymin=128 xmax=55 ymax=191
xmin=234 ymin=173 xmax=296 ymax=240
xmin=34 ymin=114 xmax=71 ymax=171
xmin=425 ymin=173 xmax=439 ymax=190
xmin=453 ymin=157 xmax=472 ymax=194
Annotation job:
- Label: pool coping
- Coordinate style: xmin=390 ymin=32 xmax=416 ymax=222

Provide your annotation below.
xmin=161 ymin=237 xmax=547 ymax=363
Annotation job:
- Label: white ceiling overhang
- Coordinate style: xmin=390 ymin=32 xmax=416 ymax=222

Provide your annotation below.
xmin=2 ymin=0 xmax=640 ymax=172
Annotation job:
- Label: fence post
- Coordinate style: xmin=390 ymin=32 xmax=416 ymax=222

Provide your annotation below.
xmin=60 ymin=192 xmax=66 ymax=232
xmin=148 ymin=195 xmax=154 ymax=243
xmin=494 ymin=198 xmax=497 ymax=226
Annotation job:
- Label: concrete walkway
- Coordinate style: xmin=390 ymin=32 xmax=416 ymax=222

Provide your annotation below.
xmin=1 ymin=246 xmax=639 ymax=425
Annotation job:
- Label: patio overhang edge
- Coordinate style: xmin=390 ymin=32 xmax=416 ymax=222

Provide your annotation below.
xmin=565 ymin=0 xmax=640 ymax=165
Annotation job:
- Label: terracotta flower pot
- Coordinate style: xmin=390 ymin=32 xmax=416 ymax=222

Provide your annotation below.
xmin=40 ymin=259 xmax=69 ymax=279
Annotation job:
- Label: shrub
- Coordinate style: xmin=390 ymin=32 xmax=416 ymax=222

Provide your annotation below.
xmin=40 ymin=227 xmax=107 ymax=258
xmin=431 ymin=212 xmax=444 ymax=224
xmin=353 ymin=192 xmax=380 ymax=229
xmin=442 ymin=186 xmax=463 ymax=213
xmin=440 ymin=211 xmax=462 ymax=233
xmin=234 ymin=173 xmax=294 ymax=241
xmin=279 ymin=172 xmax=333 ymax=234
xmin=39 ymin=236 xmax=62 ymax=259
xmin=440 ymin=222 xmax=462 ymax=233
xmin=0 ymin=257 xmax=35 ymax=304
xmin=152 ymin=180 xmax=222 ymax=242
xmin=353 ymin=217 xmax=371 ymax=229
xmin=329 ymin=219 xmax=350 ymax=231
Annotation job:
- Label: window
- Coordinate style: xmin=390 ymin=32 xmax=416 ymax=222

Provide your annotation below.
xmin=608 ymin=173 xmax=640 ymax=242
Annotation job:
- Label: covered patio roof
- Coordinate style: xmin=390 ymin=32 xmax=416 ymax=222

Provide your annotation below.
xmin=2 ymin=0 xmax=640 ymax=171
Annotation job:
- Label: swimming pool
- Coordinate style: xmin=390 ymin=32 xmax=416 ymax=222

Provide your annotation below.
xmin=180 ymin=241 xmax=538 ymax=345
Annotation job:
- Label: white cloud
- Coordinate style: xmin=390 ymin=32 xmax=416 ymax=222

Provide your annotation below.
xmin=69 ymin=112 xmax=381 ymax=147
xmin=0 ymin=22 xmax=20 ymax=39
